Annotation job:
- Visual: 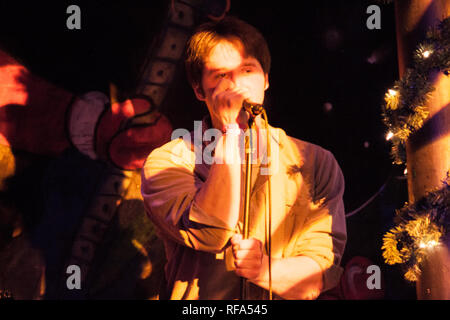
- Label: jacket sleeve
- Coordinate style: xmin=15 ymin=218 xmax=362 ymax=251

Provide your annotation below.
xmin=293 ymin=148 xmax=347 ymax=292
xmin=141 ymin=139 xmax=236 ymax=253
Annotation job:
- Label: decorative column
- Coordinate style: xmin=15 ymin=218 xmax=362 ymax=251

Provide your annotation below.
xmin=394 ymin=0 xmax=450 ymax=299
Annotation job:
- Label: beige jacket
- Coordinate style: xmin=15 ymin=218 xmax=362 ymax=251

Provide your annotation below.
xmin=141 ymin=119 xmax=346 ymax=299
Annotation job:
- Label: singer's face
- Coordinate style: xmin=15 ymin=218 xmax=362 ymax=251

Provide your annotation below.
xmin=193 ymin=38 xmax=269 ymax=111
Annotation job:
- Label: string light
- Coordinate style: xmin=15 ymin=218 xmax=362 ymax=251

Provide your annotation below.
xmin=422 ymin=50 xmax=432 ymax=58
xmin=386 ymin=131 xmax=394 ymax=141
xmin=415 ymin=43 xmax=434 ymax=60
xmin=381 ymin=17 xmax=450 ymax=282
xmin=419 ymin=240 xmax=439 ymax=249
xmin=382 ymin=17 xmax=450 ymax=165
xmin=383 ymin=213 xmax=445 ymax=281
xmin=388 ymin=89 xmax=398 ymax=96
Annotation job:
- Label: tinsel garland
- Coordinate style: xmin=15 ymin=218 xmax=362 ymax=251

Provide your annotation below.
xmin=382 ymin=17 xmax=450 ymax=165
xmin=382 ymin=173 xmax=450 ymax=281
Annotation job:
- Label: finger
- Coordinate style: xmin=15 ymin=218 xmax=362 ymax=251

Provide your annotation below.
xmin=236 ymin=238 xmax=263 ymax=250
xmin=234 ymin=87 xmax=251 ymax=100
xmin=214 ymin=86 xmax=248 ymax=106
xmin=234 ymin=258 xmax=261 ymax=269
xmin=229 ymin=87 xmax=251 ymax=103
xmin=234 ymin=249 xmax=262 ymax=260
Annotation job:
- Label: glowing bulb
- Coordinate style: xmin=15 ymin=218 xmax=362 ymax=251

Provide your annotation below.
xmin=422 ymin=50 xmax=431 ymax=58
xmin=386 ymin=131 xmax=394 ymax=141
xmin=388 ymin=89 xmax=398 ymax=96
xmin=404 ymin=168 xmax=408 ymax=175
xmin=419 ymin=240 xmax=439 ymax=249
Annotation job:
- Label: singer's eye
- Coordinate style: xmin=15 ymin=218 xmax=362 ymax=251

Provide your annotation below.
xmin=241 ymin=65 xmax=255 ymax=74
xmin=216 ymin=73 xmax=227 ymax=79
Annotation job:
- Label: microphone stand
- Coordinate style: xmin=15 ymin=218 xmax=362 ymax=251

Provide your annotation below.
xmin=240 ymin=104 xmax=272 ymax=301
xmin=240 ymin=114 xmax=255 ymax=300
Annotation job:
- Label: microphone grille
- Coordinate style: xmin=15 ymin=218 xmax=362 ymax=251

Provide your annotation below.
xmin=243 ymin=100 xmax=264 ymax=116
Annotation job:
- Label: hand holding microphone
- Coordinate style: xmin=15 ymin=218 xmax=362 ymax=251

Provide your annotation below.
xmin=210 ymin=78 xmax=265 ymax=132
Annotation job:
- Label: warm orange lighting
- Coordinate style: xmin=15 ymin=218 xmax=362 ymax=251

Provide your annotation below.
xmin=40 ymin=269 xmax=46 ymax=297
xmin=131 ymin=239 xmax=152 ymax=279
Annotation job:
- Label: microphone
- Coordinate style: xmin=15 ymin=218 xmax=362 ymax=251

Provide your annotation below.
xmin=243 ymin=100 xmax=264 ymax=117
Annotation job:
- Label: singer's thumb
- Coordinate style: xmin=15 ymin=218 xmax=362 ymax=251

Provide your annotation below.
xmin=231 ymin=233 xmax=243 ymax=245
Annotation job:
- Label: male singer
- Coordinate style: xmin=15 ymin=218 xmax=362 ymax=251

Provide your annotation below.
xmin=141 ymin=16 xmax=346 ymax=300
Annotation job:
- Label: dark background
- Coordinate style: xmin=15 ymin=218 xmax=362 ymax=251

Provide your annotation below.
xmin=0 ymin=0 xmax=414 ymax=298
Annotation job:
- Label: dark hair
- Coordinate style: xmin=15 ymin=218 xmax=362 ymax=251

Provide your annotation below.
xmin=185 ymin=16 xmax=271 ymax=88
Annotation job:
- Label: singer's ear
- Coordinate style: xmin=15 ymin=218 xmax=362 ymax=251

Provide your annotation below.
xmin=193 ymin=84 xmax=206 ymax=101
xmin=264 ymin=74 xmax=269 ymax=91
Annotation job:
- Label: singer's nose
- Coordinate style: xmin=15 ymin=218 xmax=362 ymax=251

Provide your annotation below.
xmin=229 ymin=72 xmax=243 ymax=88
xmin=220 ymin=77 xmax=236 ymax=91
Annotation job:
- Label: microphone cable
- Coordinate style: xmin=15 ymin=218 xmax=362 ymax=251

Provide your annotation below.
xmin=242 ymin=102 xmax=273 ymax=300
xmin=262 ymin=108 xmax=273 ymax=300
